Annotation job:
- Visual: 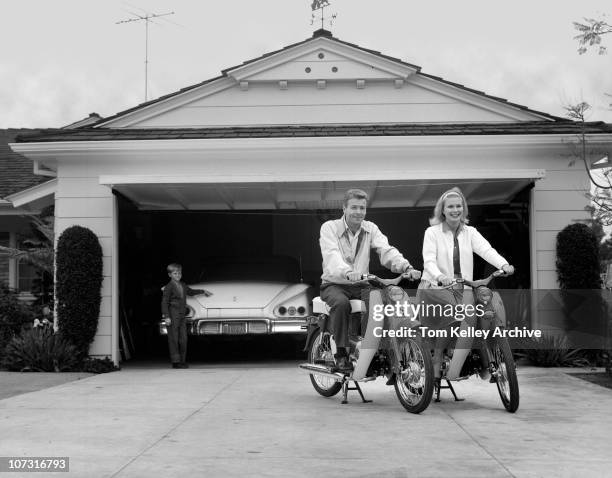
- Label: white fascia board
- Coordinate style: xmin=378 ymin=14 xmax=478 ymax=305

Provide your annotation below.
xmin=95 ymin=77 xmax=235 ymax=128
xmin=226 ymin=37 xmax=418 ymax=82
xmin=99 ymin=169 xmax=545 ymax=186
xmin=10 ymin=133 xmax=612 ymax=163
xmin=6 ymin=179 xmax=57 ymax=208
xmin=410 ymin=75 xmax=554 ymax=122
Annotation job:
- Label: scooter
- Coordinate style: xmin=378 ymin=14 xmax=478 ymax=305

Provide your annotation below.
xmin=432 ymin=270 xmax=519 ymax=413
xmin=299 ymin=273 xmax=434 ymax=414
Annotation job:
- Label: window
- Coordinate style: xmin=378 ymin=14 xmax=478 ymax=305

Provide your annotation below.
xmin=18 ymin=259 xmax=37 ymax=293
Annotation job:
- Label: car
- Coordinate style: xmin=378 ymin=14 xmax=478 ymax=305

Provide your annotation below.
xmin=159 ymin=256 xmax=314 ymax=337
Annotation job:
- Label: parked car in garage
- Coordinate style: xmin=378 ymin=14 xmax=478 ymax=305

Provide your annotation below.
xmin=159 ymin=256 xmax=314 ymax=337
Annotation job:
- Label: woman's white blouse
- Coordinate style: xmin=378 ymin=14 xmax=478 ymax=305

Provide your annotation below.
xmin=421 ymin=223 xmax=508 ymax=284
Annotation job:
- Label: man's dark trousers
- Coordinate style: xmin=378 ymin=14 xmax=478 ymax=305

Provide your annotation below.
xmin=320 ymin=283 xmax=366 ymax=352
xmin=167 ymin=316 xmax=187 ymax=364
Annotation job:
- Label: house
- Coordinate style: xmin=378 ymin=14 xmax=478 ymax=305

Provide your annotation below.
xmin=9 ymin=30 xmax=612 ymax=361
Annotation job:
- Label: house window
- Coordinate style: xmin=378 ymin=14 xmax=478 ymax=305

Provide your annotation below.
xmin=18 ymin=259 xmax=37 ymax=293
xmin=0 ymin=232 xmax=9 ymax=286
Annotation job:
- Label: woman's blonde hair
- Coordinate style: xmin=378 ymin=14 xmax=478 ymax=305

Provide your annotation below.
xmin=429 ymin=187 xmax=469 ymax=226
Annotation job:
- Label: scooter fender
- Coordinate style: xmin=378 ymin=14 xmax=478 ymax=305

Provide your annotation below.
xmin=352 ymin=289 xmax=384 ymax=380
xmin=445 ymin=318 xmax=476 ymax=381
xmin=302 ymin=315 xmax=328 ymax=352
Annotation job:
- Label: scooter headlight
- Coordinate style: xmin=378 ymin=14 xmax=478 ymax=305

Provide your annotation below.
xmin=475 ymin=286 xmax=492 ymax=305
xmin=388 ymin=286 xmax=405 ymax=303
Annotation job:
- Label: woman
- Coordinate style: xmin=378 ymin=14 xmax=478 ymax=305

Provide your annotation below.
xmin=417 ymin=187 xmax=514 ymax=379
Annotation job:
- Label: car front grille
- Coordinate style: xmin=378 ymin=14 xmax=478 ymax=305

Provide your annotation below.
xmin=196 ymin=321 xmax=269 ymax=335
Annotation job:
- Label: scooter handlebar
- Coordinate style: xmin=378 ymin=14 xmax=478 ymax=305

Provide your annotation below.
xmin=437 ymin=269 xmax=511 ymax=288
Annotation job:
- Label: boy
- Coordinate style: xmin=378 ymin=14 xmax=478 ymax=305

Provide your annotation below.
xmin=161 ymin=263 xmax=212 ymax=369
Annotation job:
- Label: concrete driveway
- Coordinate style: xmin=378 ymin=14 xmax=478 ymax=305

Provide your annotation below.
xmin=0 ymin=363 xmax=610 ymax=478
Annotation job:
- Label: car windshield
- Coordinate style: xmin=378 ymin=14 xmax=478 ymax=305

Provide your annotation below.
xmin=195 ymin=256 xmax=302 ymax=283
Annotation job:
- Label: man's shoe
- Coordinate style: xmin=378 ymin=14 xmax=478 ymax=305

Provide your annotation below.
xmin=385 ymin=374 xmax=396 ymax=386
xmin=179 ymin=362 xmax=189 ymax=369
xmin=334 ymin=356 xmax=353 ymax=373
xmin=172 ymin=363 xmax=180 ymax=369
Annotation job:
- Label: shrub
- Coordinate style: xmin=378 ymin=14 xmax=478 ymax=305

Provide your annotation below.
xmin=556 ymin=223 xmax=601 ymax=289
xmin=0 ymin=285 xmax=36 ymax=360
xmin=81 ymin=357 xmax=120 ymax=374
xmin=2 ymin=326 xmax=81 ymax=372
xmin=523 ymin=335 xmax=590 ymax=367
xmin=56 ymin=226 xmax=103 ymax=359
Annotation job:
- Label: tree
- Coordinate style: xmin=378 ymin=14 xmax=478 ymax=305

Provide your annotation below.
xmin=0 ymin=208 xmax=54 ymax=275
xmin=563 ymin=103 xmax=612 ymax=227
xmin=574 ymin=17 xmax=612 ymax=55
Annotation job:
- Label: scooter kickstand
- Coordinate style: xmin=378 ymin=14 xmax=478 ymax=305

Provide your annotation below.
xmin=341 ymin=380 xmax=372 ymax=404
xmin=434 ymin=379 xmax=464 ymax=402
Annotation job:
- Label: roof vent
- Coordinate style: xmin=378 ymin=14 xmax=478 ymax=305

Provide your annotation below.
xmin=312 ymin=28 xmax=333 ymax=38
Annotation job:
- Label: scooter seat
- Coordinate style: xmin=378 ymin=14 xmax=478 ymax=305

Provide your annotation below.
xmin=312 ymin=296 xmax=365 ymax=315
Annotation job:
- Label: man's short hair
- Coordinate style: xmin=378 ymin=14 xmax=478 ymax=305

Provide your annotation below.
xmin=343 ymin=188 xmax=368 ymax=206
xmin=167 ymin=263 xmax=182 ymax=273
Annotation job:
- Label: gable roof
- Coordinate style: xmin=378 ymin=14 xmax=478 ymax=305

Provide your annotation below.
xmin=93 ymin=29 xmax=562 ymax=128
xmin=0 ymin=129 xmax=49 ymax=198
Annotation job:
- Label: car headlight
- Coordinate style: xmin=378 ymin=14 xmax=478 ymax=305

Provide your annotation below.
xmin=185 ymin=305 xmax=195 ymax=318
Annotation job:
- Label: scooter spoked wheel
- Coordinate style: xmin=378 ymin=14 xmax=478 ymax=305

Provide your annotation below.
xmin=490 ymin=337 xmax=519 ymax=413
xmin=308 ymin=329 xmax=342 ymax=397
xmin=394 ymin=338 xmax=434 ymax=414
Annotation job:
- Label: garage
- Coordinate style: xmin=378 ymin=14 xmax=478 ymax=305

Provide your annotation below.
xmin=11 ymin=28 xmax=612 ymax=362
xmin=113 ymin=178 xmax=533 ymax=358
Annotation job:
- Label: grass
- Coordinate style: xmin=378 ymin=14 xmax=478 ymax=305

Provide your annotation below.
xmin=568 ymin=372 xmax=612 ymax=390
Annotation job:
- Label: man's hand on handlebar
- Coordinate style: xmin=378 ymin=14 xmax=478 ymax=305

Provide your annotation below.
xmin=501 ymin=264 xmax=515 ymax=276
xmin=437 ymin=275 xmax=454 ymax=286
xmin=346 ymin=271 xmax=363 ymax=282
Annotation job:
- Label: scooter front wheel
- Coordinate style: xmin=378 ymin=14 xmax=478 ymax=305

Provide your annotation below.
xmin=394 ymin=338 xmax=434 ymax=414
xmin=308 ymin=329 xmax=342 ymax=397
xmin=491 ymin=337 xmax=519 ymax=413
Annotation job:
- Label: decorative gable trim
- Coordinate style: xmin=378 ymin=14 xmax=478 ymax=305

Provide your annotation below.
xmin=224 ymin=37 xmax=418 ymax=83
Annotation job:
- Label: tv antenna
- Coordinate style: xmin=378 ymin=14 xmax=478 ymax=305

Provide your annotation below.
xmin=310 ymin=0 xmax=337 ymax=30
xmin=116 ymin=9 xmax=175 ymax=101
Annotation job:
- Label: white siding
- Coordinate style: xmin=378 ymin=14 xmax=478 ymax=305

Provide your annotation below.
xmin=55 ymin=172 xmax=115 ymax=358
xmin=532 ymin=165 xmax=590 ymax=289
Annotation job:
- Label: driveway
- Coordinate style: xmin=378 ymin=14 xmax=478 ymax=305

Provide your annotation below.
xmin=0 ymin=363 xmax=609 ymax=478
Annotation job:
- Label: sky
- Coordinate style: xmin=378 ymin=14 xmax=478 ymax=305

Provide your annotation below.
xmin=1 ymin=0 xmax=612 ymax=128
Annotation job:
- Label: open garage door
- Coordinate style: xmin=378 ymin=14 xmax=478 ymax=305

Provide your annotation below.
xmin=105 ymin=172 xmax=543 ymax=211
xmin=111 ymin=175 xmax=539 ymax=358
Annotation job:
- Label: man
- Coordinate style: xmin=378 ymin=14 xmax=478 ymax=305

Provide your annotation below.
xmin=319 ymin=188 xmax=421 ymax=372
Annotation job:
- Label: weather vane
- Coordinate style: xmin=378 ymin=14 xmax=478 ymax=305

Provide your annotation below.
xmin=310 ymin=0 xmax=337 ymax=30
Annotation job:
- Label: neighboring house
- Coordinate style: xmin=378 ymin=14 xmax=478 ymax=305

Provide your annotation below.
xmin=9 ymin=29 xmax=612 ymax=361
xmin=0 ymin=128 xmax=53 ymax=296
xmin=0 ymin=114 xmax=101 ymax=295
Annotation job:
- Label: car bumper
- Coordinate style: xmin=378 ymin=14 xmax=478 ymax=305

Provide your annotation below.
xmin=159 ymin=318 xmax=307 ymax=336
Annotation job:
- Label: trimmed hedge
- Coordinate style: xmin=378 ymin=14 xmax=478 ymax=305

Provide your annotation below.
xmin=56 ymin=226 xmax=103 ymax=358
xmin=556 ymin=223 xmax=601 ymax=289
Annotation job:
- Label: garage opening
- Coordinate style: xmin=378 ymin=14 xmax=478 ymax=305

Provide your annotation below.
xmin=113 ymin=180 xmax=533 ymax=359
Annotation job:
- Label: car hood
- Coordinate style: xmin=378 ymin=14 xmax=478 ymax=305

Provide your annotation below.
xmin=187 ymin=281 xmax=308 ymax=308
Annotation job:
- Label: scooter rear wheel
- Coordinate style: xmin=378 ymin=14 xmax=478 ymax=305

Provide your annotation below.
xmin=308 ymin=329 xmax=342 ymax=397
xmin=491 ymin=337 xmax=519 ymax=413
xmin=394 ymin=338 xmax=434 ymax=414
